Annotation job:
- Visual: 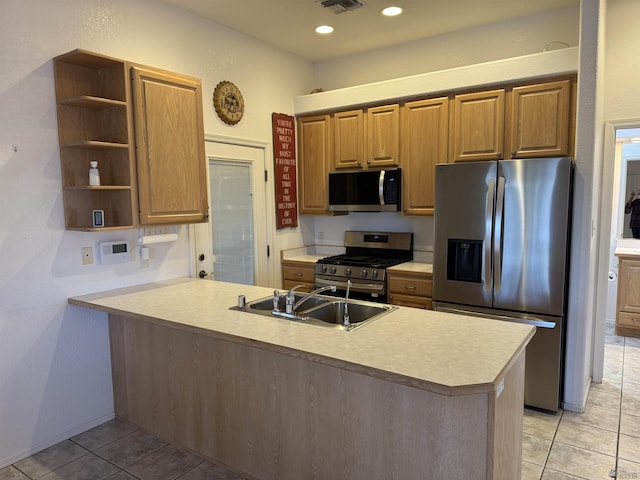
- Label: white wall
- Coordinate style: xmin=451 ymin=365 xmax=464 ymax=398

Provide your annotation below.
xmin=313 ymin=5 xmax=579 ymax=91
xmin=604 ymin=0 xmax=640 ymax=121
xmin=0 ymin=0 xmax=312 ymax=467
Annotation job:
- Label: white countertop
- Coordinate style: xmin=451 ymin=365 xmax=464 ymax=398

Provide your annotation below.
xmin=615 ymin=247 xmax=640 ymax=257
xmin=69 ymin=278 xmax=533 ymax=397
xmin=387 ymin=261 xmax=433 ymax=274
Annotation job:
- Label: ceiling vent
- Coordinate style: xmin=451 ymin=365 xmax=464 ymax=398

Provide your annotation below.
xmin=321 ymin=0 xmax=363 ymax=14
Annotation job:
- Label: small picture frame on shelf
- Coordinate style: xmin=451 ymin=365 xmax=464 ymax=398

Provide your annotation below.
xmin=92 ymin=210 xmax=104 ymax=228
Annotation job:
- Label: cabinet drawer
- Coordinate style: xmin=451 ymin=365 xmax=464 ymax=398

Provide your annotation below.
xmin=388 ymin=293 xmax=432 ymax=310
xmin=283 ymin=265 xmax=315 ymax=283
xmin=388 ymin=275 xmax=432 ymax=297
xmin=618 ymin=311 xmax=640 ymax=330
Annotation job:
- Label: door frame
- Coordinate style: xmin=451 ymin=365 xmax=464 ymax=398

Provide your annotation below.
xmin=190 ymin=134 xmax=274 ymax=287
xmin=594 ymin=118 xmax=640 ymax=383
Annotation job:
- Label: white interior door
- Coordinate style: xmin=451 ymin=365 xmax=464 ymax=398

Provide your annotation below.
xmin=192 ymin=139 xmax=272 ymax=287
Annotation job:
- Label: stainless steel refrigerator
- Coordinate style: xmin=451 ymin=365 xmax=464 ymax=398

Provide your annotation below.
xmin=432 ymin=157 xmax=573 ymax=412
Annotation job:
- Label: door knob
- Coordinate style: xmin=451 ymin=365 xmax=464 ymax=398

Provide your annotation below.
xmin=198 ymin=270 xmax=208 ymax=279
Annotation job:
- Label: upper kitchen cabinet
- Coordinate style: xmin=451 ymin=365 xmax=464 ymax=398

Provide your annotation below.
xmin=450 ymin=89 xmax=506 ymax=162
xmin=333 ymin=109 xmax=365 ymax=169
xmin=450 ymin=78 xmax=575 ymax=163
xmin=506 ymin=79 xmax=573 ymax=159
xmin=298 ymin=114 xmax=332 ymax=215
xmin=131 ymin=66 xmax=208 ymax=225
xmin=401 ymin=97 xmax=449 ymax=216
xmin=53 ymin=49 xmax=209 ymax=230
xmin=54 ymin=49 xmax=137 ymax=231
xmin=366 ymin=104 xmax=400 ymax=168
xmin=332 ymin=105 xmax=399 ymax=170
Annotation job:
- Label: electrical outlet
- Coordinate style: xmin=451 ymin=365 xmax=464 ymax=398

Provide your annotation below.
xmin=81 ymin=246 xmax=93 ymax=265
xmin=143 ymin=226 xmax=173 ymax=235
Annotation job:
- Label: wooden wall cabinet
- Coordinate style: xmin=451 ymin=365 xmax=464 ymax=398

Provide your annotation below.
xmin=131 ymin=66 xmax=208 ymax=225
xmin=451 ymin=79 xmax=574 ymax=163
xmin=388 ymin=271 xmax=433 ymax=309
xmin=333 ymin=109 xmax=365 ymax=169
xmin=333 ymin=105 xmax=399 ymax=170
xmin=281 ymin=260 xmax=316 ymax=292
xmin=616 ymin=255 xmax=640 ymax=338
xmin=451 ymin=89 xmax=506 ymax=162
xmin=507 ymin=79 xmax=572 ymax=159
xmin=366 ymin=104 xmax=400 ymax=168
xmin=400 ymin=97 xmax=449 ymax=216
xmin=54 ymin=49 xmax=208 ymax=230
xmin=297 ymin=114 xmax=332 ymax=215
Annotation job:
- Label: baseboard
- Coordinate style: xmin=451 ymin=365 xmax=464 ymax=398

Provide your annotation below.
xmin=562 ymin=377 xmax=591 ymax=413
xmin=0 ymin=412 xmax=115 ymax=469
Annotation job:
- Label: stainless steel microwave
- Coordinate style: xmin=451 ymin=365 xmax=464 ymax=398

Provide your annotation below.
xmin=328 ymin=168 xmax=401 ymax=212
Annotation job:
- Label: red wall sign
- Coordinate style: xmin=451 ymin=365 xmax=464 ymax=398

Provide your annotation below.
xmin=272 ymin=113 xmax=298 ymax=229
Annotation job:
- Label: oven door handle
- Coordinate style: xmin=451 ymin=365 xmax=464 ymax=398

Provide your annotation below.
xmin=316 ymin=277 xmax=385 ymax=293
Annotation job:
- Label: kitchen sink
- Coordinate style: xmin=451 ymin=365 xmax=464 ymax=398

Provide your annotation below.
xmin=231 ymin=294 xmax=396 ymax=331
xmin=303 ymin=301 xmax=390 ymax=326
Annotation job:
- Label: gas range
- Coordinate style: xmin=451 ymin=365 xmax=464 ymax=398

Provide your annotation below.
xmin=315 ymin=231 xmax=413 ymax=302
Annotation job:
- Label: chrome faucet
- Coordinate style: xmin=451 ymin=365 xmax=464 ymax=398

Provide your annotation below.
xmin=343 ymin=280 xmax=351 ymax=328
xmin=289 ymin=285 xmax=336 ymax=313
xmin=285 ymin=285 xmax=306 ymax=313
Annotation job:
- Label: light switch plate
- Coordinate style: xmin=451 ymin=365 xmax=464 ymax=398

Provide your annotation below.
xmin=81 ymin=246 xmax=93 ymax=265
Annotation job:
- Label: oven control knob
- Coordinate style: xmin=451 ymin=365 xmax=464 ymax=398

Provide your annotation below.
xmin=361 ymin=269 xmax=368 ymax=278
xmin=330 ymin=266 xmax=337 ymax=274
xmin=345 ymin=267 xmax=352 ymax=276
xmin=371 ymin=270 xmax=379 ymax=279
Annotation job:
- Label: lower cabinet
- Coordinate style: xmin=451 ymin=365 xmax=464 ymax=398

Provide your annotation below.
xmin=282 ymin=261 xmax=315 ymax=292
xmin=388 ymin=271 xmax=433 ymax=309
xmin=616 ymin=254 xmax=640 ymax=338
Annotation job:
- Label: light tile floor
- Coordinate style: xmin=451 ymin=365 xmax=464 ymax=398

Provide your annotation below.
xmin=522 ymin=322 xmax=640 ymax=480
xmin=2 ymin=321 xmax=640 ymax=480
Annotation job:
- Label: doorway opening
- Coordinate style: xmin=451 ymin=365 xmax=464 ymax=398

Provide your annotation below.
xmin=594 ymin=121 xmax=640 ymax=383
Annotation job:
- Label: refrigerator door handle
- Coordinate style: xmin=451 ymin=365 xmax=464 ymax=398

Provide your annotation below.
xmin=378 ymin=170 xmax=386 ymax=206
xmin=484 ymin=177 xmax=496 ymax=292
xmin=494 ymin=176 xmax=506 ymax=292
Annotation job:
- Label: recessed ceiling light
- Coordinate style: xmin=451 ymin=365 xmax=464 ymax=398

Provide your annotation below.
xmin=315 ymin=25 xmax=334 ymax=34
xmin=382 ymin=6 xmax=403 ymax=16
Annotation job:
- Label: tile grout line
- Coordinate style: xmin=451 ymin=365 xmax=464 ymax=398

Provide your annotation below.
xmin=612 ymin=337 xmax=628 ymax=480
xmin=539 ymin=408 xmax=563 ymax=479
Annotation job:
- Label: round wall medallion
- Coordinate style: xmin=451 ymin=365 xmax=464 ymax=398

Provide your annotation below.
xmin=213 ymin=81 xmax=244 ymax=125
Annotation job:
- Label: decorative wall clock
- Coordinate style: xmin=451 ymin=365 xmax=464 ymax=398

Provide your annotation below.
xmin=213 ymin=81 xmax=244 ymax=125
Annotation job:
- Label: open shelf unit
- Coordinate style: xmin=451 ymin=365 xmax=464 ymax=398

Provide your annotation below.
xmin=54 ymin=49 xmax=138 ymax=231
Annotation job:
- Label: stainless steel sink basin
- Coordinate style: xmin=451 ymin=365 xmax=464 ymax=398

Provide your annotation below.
xmin=304 ymin=301 xmax=390 ymax=326
xmin=231 ymin=294 xmax=396 ymax=331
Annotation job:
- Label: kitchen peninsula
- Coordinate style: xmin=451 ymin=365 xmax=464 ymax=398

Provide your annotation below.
xmin=70 ymin=278 xmax=534 ymax=480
